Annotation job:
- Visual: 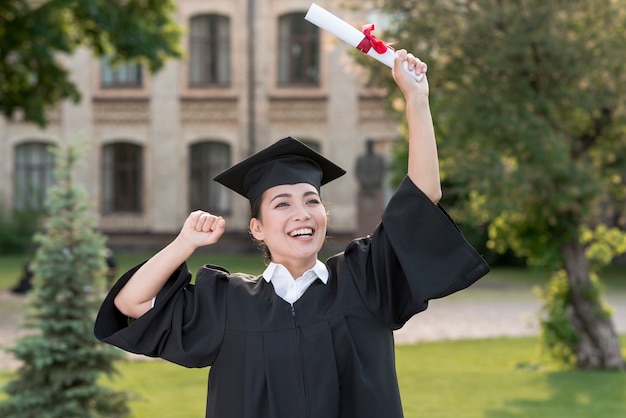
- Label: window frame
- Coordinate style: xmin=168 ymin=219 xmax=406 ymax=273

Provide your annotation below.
xmin=101 ymin=142 xmax=143 ymax=214
xmin=100 ymin=55 xmax=143 ymax=88
xmin=188 ymin=14 xmax=232 ymax=88
xmin=277 ymin=12 xmax=320 ymax=86
xmin=13 ymin=142 xmax=56 ymax=211
xmin=189 ymin=141 xmax=232 ymax=214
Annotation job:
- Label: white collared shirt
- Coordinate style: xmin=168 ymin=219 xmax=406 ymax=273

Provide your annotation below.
xmin=150 ymin=260 xmax=329 ymax=309
xmin=263 ymin=260 xmax=329 ymax=305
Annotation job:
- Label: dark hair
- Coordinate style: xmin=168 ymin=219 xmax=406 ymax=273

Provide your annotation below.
xmin=250 ymin=193 xmax=272 ymax=264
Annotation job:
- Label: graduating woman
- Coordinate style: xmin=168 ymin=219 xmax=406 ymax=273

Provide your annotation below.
xmin=95 ymin=50 xmax=490 ymax=417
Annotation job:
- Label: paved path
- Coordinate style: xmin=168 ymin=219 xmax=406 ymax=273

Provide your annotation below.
xmin=395 ymin=280 xmax=626 ymax=343
xmin=2 ymin=281 xmax=625 ymax=370
xmin=0 ymin=291 xmax=34 ymax=370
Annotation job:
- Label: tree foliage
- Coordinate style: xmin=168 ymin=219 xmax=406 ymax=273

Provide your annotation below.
xmin=360 ymin=0 xmax=626 ymax=368
xmin=0 ymin=0 xmax=181 ymax=126
xmin=0 ymin=142 xmax=130 ymax=417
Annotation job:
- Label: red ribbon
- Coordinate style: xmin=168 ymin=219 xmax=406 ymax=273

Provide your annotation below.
xmin=356 ymin=24 xmax=394 ymax=54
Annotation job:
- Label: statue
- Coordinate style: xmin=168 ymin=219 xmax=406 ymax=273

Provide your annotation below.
xmin=355 ymin=139 xmax=386 ymax=236
xmin=356 ymin=139 xmax=386 ymax=196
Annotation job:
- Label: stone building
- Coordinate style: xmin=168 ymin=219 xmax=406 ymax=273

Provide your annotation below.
xmin=0 ymin=0 xmax=401 ymax=251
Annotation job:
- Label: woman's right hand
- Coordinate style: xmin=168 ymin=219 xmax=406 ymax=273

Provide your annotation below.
xmin=178 ymin=210 xmax=226 ymax=249
xmin=114 ymin=210 xmax=226 ymax=318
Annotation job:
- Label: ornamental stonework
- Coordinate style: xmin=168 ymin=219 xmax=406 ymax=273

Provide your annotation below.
xmin=6 ymin=105 xmax=62 ymax=126
xmin=358 ymin=96 xmax=391 ymax=124
xmin=181 ymin=98 xmax=238 ymax=124
xmin=93 ymin=99 xmax=150 ymax=124
xmin=269 ymin=98 xmax=327 ymax=123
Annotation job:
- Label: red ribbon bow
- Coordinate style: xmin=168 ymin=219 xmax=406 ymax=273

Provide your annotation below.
xmin=356 ymin=24 xmax=394 ymax=54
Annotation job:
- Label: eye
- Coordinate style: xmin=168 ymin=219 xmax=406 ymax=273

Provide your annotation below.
xmin=306 ymin=198 xmax=321 ymax=205
xmin=274 ymin=201 xmax=289 ymax=209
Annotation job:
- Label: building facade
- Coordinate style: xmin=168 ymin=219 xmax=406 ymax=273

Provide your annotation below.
xmin=0 ymin=0 xmax=402 ymax=250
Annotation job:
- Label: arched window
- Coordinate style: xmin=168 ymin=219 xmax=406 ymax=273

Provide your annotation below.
xmin=189 ymin=14 xmax=231 ymax=86
xmin=189 ymin=141 xmax=232 ymax=213
xmin=13 ymin=142 xmax=55 ymax=211
xmin=102 ymin=142 xmax=143 ymax=213
xmin=278 ymin=12 xmax=319 ymax=86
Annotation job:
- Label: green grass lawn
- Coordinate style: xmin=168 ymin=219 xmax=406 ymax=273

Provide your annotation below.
xmin=3 ymin=336 xmax=624 ymax=417
xmin=396 ymin=337 xmax=626 ymax=418
xmin=0 ymin=253 xmax=31 ymax=290
xmin=0 ymin=251 xmax=267 ymax=291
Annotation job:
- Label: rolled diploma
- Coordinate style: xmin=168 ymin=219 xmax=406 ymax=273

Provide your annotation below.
xmin=305 ymin=3 xmax=423 ymax=81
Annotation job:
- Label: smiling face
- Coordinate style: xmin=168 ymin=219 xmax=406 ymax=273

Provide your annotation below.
xmin=249 ymin=183 xmax=327 ymax=277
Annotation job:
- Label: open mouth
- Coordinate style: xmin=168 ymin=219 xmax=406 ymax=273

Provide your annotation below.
xmin=289 ymin=228 xmax=314 ymax=238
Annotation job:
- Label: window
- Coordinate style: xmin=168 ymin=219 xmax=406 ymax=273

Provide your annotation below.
xmin=189 ymin=142 xmax=231 ymax=213
xmin=102 ymin=143 xmax=143 ymax=213
xmin=189 ymin=14 xmax=231 ymax=86
xmin=278 ymin=12 xmax=319 ymax=85
xmin=13 ymin=142 xmax=55 ymax=211
xmin=101 ymin=56 xmax=142 ymax=88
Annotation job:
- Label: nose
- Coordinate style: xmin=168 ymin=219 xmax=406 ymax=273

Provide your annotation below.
xmin=293 ymin=205 xmax=312 ymax=221
xmin=294 ymin=212 xmax=311 ymax=221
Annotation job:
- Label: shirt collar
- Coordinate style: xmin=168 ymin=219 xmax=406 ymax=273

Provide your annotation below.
xmin=263 ymin=260 xmax=329 ymax=283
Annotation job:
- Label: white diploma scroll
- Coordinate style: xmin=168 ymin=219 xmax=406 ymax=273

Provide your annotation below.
xmin=305 ymin=3 xmax=424 ymax=81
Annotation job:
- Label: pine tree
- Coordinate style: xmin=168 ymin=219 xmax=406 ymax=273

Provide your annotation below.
xmin=0 ymin=142 xmax=130 ymax=417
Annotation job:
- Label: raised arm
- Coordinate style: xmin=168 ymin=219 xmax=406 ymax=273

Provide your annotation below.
xmin=392 ymin=50 xmax=441 ymax=204
xmin=114 ymin=211 xmax=225 ymax=318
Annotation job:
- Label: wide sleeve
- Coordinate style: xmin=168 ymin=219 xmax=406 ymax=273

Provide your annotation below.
xmin=344 ymin=176 xmax=490 ymax=329
xmin=93 ymin=262 xmax=229 ymax=368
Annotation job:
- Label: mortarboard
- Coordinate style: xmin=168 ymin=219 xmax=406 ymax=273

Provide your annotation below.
xmin=213 ymin=137 xmax=346 ymax=206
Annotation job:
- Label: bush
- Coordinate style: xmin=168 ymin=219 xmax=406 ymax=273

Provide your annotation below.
xmin=0 ymin=204 xmax=42 ymax=254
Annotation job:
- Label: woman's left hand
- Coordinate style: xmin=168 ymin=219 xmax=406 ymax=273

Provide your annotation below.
xmin=392 ymin=49 xmax=428 ymax=97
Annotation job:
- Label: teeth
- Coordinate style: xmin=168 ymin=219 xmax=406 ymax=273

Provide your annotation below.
xmin=290 ymin=228 xmax=313 ymax=237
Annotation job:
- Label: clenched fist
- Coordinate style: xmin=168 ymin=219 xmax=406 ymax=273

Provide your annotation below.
xmin=178 ymin=210 xmax=226 ymax=249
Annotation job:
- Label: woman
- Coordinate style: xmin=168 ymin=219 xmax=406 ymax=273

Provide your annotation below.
xmin=95 ymin=50 xmax=490 ymax=417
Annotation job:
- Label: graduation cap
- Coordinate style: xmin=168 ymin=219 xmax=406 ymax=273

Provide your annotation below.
xmin=213 ymin=137 xmax=346 ymax=206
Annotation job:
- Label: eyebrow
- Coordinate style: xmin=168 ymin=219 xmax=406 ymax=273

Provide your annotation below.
xmin=269 ymin=190 xmax=319 ymax=203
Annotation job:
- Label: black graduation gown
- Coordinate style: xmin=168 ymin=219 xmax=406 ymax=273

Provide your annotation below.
xmin=94 ymin=177 xmax=490 ymax=418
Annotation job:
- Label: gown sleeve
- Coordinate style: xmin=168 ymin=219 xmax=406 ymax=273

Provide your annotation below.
xmin=344 ymin=176 xmax=490 ymax=329
xmin=94 ymin=262 xmax=229 ymax=368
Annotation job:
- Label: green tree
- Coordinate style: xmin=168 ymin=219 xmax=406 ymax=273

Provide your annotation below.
xmin=363 ymin=0 xmax=626 ymax=369
xmin=0 ymin=0 xmax=181 ymax=127
xmin=0 ymin=142 xmax=130 ymax=417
